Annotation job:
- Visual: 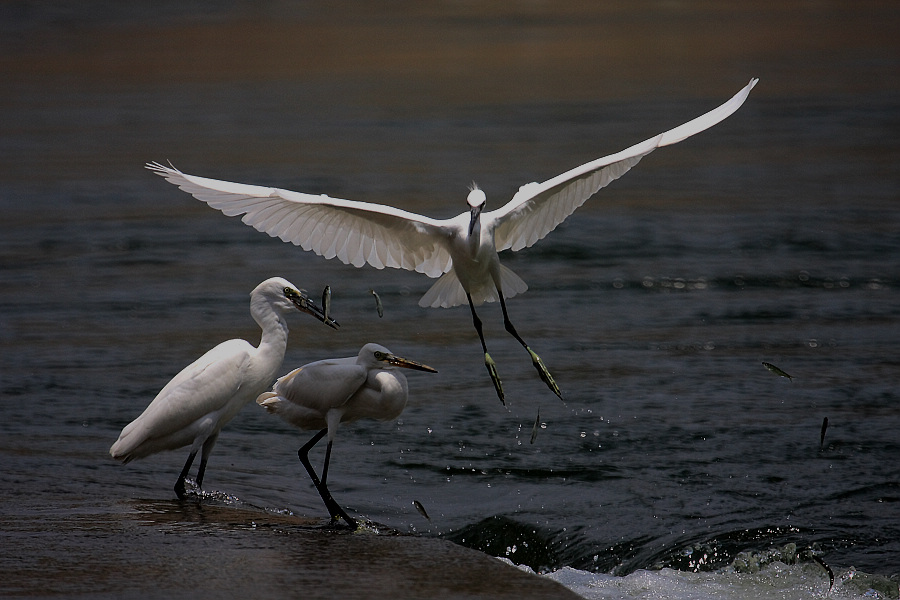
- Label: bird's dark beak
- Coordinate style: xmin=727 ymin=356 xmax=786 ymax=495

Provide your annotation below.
xmin=287 ymin=288 xmax=340 ymax=329
xmin=385 ymin=354 xmax=438 ymax=373
xmin=468 ymin=204 xmax=482 ymax=237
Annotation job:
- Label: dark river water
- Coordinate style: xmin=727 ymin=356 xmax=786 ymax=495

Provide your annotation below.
xmin=1 ymin=2 xmax=898 ymax=598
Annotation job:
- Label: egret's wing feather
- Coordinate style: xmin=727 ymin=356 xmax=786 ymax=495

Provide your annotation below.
xmin=257 ymin=359 xmax=368 ymax=431
xmin=110 ymin=340 xmax=252 ymax=459
xmin=146 ymin=163 xmax=454 ymax=278
xmin=491 ymin=137 xmax=658 ymax=253
xmin=490 ymin=78 xmax=758 ymax=252
xmin=270 ymin=358 xmax=367 ymax=416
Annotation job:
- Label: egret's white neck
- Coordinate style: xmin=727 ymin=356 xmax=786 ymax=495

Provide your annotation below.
xmin=251 ymin=300 xmax=290 ymax=359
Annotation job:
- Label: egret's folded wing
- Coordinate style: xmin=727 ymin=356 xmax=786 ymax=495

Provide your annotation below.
xmin=490 ymin=78 xmax=758 ymax=252
xmin=147 ymin=163 xmax=454 ymax=278
xmin=271 ymin=358 xmax=367 ymax=414
xmin=111 ymin=340 xmax=252 ymax=459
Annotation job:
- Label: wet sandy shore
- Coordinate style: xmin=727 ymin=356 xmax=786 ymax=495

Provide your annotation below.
xmin=2 ymin=497 xmax=581 ymax=599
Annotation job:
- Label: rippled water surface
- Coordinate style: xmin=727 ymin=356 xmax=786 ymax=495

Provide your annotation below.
xmin=2 ymin=2 xmax=899 ymax=597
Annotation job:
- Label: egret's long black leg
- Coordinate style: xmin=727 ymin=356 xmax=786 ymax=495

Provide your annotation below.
xmin=321 ymin=439 xmax=333 ymax=487
xmin=195 ymin=433 xmax=219 ymax=492
xmin=467 ymin=293 xmax=504 ymax=405
xmin=195 ymin=456 xmax=208 ymax=492
xmin=498 ymin=294 xmax=564 ymax=400
xmin=174 ymin=450 xmax=197 ymax=500
xmin=298 ymin=428 xmax=357 ymax=529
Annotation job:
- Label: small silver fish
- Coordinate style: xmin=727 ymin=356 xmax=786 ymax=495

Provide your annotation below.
xmin=820 ymin=416 xmax=828 ymax=450
xmin=322 ymin=285 xmax=331 ymax=322
xmin=530 ymin=408 xmax=540 ymax=444
xmin=369 ymin=289 xmax=384 ymax=318
xmin=413 ymin=500 xmax=430 ymax=520
xmin=762 ymin=361 xmax=793 ymax=381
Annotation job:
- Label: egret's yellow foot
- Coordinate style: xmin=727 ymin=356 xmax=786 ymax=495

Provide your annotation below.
xmin=527 ymin=347 xmax=564 ymax=401
xmin=484 ymin=352 xmax=505 ymax=405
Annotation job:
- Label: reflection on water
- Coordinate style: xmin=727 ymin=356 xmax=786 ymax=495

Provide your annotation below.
xmin=127 ymin=497 xmax=318 ymax=531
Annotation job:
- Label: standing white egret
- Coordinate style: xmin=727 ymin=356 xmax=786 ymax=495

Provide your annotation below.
xmin=257 ymin=343 xmax=437 ymax=528
xmin=148 ymin=78 xmax=757 ymax=404
xmin=110 ymin=277 xmax=337 ymax=499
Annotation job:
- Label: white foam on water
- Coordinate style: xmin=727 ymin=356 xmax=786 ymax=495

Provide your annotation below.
xmin=498 ymin=558 xmax=898 ymax=600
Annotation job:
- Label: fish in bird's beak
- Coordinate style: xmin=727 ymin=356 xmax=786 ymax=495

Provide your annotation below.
xmin=285 ymin=287 xmax=340 ymax=329
xmin=468 ymin=203 xmax=482 ymax=237
xmin=322 ymin=285 xmax=332 ymax=322
xmin=383 ymin=353 xmax=438 ymax=373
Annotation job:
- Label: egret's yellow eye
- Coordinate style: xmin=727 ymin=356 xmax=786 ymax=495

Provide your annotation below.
xmin=284 ymin=287 xmax=307 ymax=306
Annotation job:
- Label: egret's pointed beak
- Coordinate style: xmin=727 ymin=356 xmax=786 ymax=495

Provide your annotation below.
xmin=286 ymin=288 xmax=340 ymax=329
xmin=468 ymin=204 xmax=482 ymax=237
xmin=384 ymin=353 xmax=438 ymax=373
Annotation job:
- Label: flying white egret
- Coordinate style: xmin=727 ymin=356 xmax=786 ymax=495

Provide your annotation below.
xmin=110 ymin=277 xmax=338 ymax=499
xmin=147 ymin=78 xmax=757 ymax=404
xmin=257 ymin=342 xmax=437 ymax=528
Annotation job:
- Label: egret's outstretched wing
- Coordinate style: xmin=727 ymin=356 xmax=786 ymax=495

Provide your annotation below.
xmin=490 ymin=78 xmax=758 ymax=252
xmin=147 ymin=163 xmax=454 ymax=278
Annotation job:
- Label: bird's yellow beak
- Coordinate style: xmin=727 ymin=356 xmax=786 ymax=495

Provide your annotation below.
xmin=384 ymin=353 xmax=437 ymax=373
xmin=286 ymin=287 xmax=340 ymax=329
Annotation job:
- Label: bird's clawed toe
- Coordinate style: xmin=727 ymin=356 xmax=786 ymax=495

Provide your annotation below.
xmin=174 ymin=477 xmax=202 ymax=500
xmin=318 ymin=484 xmax=357 ymax=529
xmin=329 ymin=510 xmax=358 ymax=530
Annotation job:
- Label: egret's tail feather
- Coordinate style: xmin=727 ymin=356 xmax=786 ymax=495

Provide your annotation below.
xmin=109 ymin=424 xmax=141 ymax=463
xmin=419 ymin=271 xmax=467 ymax=308
xmin=109 ymin=441 xmax=132 ymax=463
xmin=256 ymin=391 xmax=281 ymax=413
xmin=496 ymin=263 xmax=528 ymax=302
xmin=257 ymin=389 xmax=326 ymax=430
xmin=419 ymin=265 xmax=528 ymax=308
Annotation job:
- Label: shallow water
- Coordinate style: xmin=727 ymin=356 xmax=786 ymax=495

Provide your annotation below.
xmin=2 ymin=2 xmax=899 ymax=598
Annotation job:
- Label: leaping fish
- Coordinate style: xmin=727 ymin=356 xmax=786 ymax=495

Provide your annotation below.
xmin=762 ymin=361 xmax=793 ymax=381
xmin=369 ymin=289 xmax=384 ymax=318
